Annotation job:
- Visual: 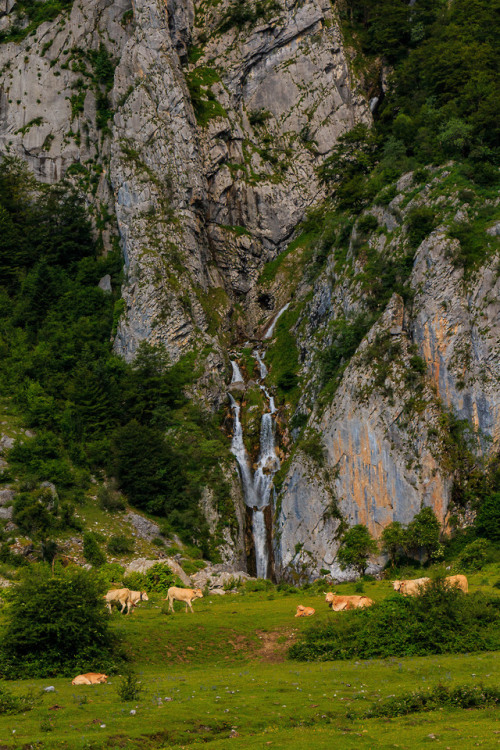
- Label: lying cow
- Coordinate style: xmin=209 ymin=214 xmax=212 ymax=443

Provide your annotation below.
xmin=445 ymin=574 xmax=468 ymax=593
xmin=105 ymin=588 xmax=149 ymax=614
xmin=324 ymin=592 xmax=374 ymax=611
xmin=392 ymin=577 xmax=430 ymax=596
xmin=72 ymin=673 xmax=108 ymax=685
xmin=295 ymin=605 xmax=315 ymax=617
xmin=167 ymin=586 xmax=203 ymax=613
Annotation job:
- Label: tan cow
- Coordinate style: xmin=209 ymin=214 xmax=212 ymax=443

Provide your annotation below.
xmin=295 ymin=605 xmax=315 ymax=617
xmin=105 ymin=588 xmax=149 ymax=614
xmin=392 ymin=577 xmax=430 ymax=596
xmin=445 ymin=574 xmax=468 ymax=593
xmin=167 ymin=586 xmax=203 ymax=613
xmin=72 ymin=673 xmax=108 ymax=685
xmin=324 ymin=592 xmax=374 ymax=611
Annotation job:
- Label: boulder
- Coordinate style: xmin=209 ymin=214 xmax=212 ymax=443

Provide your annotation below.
xmin=125 ymin=512 xmax=161 ymax=540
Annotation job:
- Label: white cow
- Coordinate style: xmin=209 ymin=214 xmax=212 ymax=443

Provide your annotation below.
xmin=167 ymin=586 xmax=203 ymax=613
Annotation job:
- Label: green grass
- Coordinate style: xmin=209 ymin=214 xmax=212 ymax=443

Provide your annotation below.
xmin=0 ymin=578 xmax=498 ymax=747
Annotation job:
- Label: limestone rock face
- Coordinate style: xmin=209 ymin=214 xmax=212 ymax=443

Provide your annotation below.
xmin=274 ymin=203 xmax=500 ymax=580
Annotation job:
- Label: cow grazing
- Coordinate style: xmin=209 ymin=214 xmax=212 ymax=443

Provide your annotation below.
xmin=445 ymin=574 xmax=468 ymax=593
xmin=105 ymin=588 xmax=149 ymax=614
xmin=167 ymin=586 xmax=203 ymax=613
xmin=324 ymin=592 xmax=374 ymax=611
xmin=72 ymin=673 xmax=108 ymax=685
xmin=295 ymin=605 xmax=315 ymax=617
xmin=392 ymin=577 xmax=431 ymax=596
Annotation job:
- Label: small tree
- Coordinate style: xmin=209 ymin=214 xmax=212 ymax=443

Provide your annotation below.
xmin=337 ymin=524 xmax=378 ymax=576
xmin=83 ymin=532 xmax=106 ymax=567
xmin=405 ymin=506 xmax=441 ymax=562
xmin=380 ymin=521 xmax=405 ymax=567
xmin=0 ymin=565 xmax=117 ymax=677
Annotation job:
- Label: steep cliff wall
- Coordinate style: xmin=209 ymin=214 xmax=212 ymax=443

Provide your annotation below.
xmin=273 ymin=169 xmax=500 ymax=580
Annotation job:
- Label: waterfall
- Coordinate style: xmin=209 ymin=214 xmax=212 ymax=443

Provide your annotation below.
xmin=228 ymin=394 xmax=257 ymax=509
xmin=230 ymin=360 xmax=244 ymax=383
xmin=228 ymin=351 xmax=281 ymax=579
xmin=252 ymin=511 xmax=268 ymax=579
xmin=264 ymin=302 xmax=290 ymax=339
xmin=253 ymin=350 xmax=268 ymax=380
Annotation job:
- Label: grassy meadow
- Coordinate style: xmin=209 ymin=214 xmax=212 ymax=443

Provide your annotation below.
xmin=0 ymin=573 xmax=499 ymax=749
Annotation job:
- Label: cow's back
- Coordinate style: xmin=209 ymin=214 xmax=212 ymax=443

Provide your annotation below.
xmin=446 ymin=574 xmax=468 ymax=593
xmin=106 ymin=588 xmax=130 ymax=602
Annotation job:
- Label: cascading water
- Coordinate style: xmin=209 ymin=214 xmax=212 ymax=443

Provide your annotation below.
xmin=228 ymin=349 xmax=280 ymax=578
xmin=264 ymin=302 xmax=290 ymax=339
xmin=230 ymin=360 xmax=244 ymax=383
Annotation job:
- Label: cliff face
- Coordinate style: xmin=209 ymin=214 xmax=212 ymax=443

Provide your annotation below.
xmin=273 ymin=173 xmax=500 ymax=580
xmin=1 ymin=1 xmax=498 ymax=578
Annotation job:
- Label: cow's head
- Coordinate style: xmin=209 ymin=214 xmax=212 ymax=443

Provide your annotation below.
xmin=97 ymin=674 xmax=108 ymax=683
xmin=194 ymin=588 xmax=204 ymax=599
xmin=141 ymin=592 xmax=149 ymax=601
xmin=392 ymin=581 xmax=402 ymax=592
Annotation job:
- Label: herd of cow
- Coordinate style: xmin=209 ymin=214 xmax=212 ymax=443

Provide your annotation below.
xmin=104 ymin=575 xmax=469 ymax=620
xmin=294 ymin=574 xmax=469 ymax=616
xmin=104 ymin=585 xmax=204 ymax=615
xmin=71 ymin=575 xmax=470 ymax=685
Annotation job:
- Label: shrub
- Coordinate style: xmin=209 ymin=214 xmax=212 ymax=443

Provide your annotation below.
xmin=144 ymin=563 xmax=180 ymax=594
xmin=365 ymin=683 xmax=499 ymax=718
xmin=244 ymin=579 xmax=274 ymax=592
xmin=357 ymin=214 xmax=378 ymax=234
xmin=475 ymin=492 xmax=500 ymax=543
xmin=100 ymin=563 xmax=125 ymax=586
xmin=0 ymin=683 xmax=40 ymax=714
xmin=289 ymin=579 xmax=500 ymax=661
xmin=0 ymin=565 xmax=119 ymax=677
xmin=98 ymin=485 xmax=125 ymax=513
xmin=116 ymin=670 xmax=142 ymax=701
xmin=83 ymin=532 xmax=106 ymax=567
xmin=406 ymin=206 xmax=435 ymax=249
xmin=122 ymin=572 xmax=146 ymax=591
xmin=107 ymin=535 xmax=135 ymax=556
xmin=456 ymin=538 xmax=494 ymax=571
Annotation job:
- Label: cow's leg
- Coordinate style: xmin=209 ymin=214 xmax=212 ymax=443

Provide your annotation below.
xmin=187 ymin=600 xmax=194 ymax=613
xmin=106 ymin=602 xmax=112 ymax=614
xmin=168 ymin=595 xmax=175 ymax=612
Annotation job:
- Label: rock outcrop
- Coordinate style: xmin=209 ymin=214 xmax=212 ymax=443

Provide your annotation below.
xmin=273 ymin=174 xmax=500 ymax=580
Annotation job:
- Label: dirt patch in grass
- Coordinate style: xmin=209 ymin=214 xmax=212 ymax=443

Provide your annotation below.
xmin=255 ymin=628 xmax=298 ymax=662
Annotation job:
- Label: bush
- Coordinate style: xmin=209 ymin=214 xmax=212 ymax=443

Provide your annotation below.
xmin=144 ymin=563 xmax=180 ymax=594
xmin=122 ymin=572 xmax=146 ymax=591
xmin=98 ymin=485 xmax=125 ymax=513
xmin=116 ymin=670 xmax=142 ymax=701
xmin=0 ymin=565 xmax=119 ymax=677
xmin=244 ymin=579 xmax=274 ymax=592
xmin=289 ymin=578 xmax=500 ymax=661
xmin=83 ymin=532 xmax=106 ymax=567
xmin=456 ymin=538 xmax=494 ymax=571
xmin=475 ymin=492 xmax=500 ymax=543
xmin=99 ymin=563 xmax=125 ymax=586
xmin=0 ymin=683 xmax=40 ymax=714
xmin=107 ymin=535 xmax=135 ymax=556
xmin=406 ymin=206 xmax=435 ymax=249
xmin=365 ymin=683 xmax=499 ymax=718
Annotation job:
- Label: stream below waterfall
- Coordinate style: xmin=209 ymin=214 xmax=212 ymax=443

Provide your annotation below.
xmin=228 ymin=348 xmax=280 ymax=579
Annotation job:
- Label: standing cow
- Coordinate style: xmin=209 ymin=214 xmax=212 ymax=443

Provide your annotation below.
xmin=167 ymin=586 xmax=204 ymax=613
xmin=105 ymin=588 xmax=149 ymax=614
